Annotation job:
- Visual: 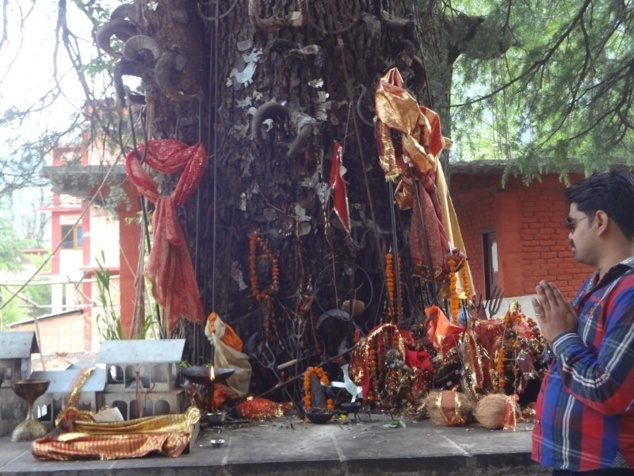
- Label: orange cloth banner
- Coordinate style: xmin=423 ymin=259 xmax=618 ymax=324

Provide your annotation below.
xmin=424 ymin=305 xmax=464 ymax=358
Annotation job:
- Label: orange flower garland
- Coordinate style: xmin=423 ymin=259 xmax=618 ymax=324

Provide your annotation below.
xmin=385 ymin=252 xmax=396 ymax=320
xmin=385 ymin=252 xmax=404 ymax=323
xmin=526 ymin=317 xmax=545 ymax=355
xmin=303 ymin=366 xmax=335 ymax=411
xmin=396 ymin=255 xmax=404 ymax=322
xmin=495 ymin=309 xmax=523 ymax=393
xmin=495 ymin=347 xmax=506 ymax=393
xmin=249 ymin=231 xmax=280 ymax=302
xmin=448 ymin=258 xmax=459 ymax=324
xmin=460 ymin=262 xmax=472 ymax=302
xmin=503 ymin=310 xmax=523 ymax=327
xmin=360 ymin=322 xmax=406 ymax=407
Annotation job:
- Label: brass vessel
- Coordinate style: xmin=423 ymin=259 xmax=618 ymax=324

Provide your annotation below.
xmin=11 ymin=379 xmax=50 ymax=442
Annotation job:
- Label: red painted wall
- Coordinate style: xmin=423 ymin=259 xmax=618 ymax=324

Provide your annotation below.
xmin=451 ymin=172 xmax=590 ymax=300
xmin=117 ymin=182 xmax=142 ymax=338
xmin=451 ymin=174 xmax=497 ymax=298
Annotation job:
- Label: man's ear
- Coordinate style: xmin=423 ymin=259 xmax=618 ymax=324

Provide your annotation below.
xmin=595 ymin=210 xmax=609 ymax=236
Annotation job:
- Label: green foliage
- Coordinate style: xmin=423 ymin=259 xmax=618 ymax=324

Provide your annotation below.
xmin=95 ymin=252 xmax=123 ymax=340
xmin=94 ymin=251 xmax=155 ymax=340
xmin=383 ymin=418 xmax=407 ymax=429
xmin=0 ymin=287 xmax=26 ymax=329
xmin=0 ymin=235 xmax=26 ymax=272
xmin=0 ymin=198 xmax=51 ymax=329
xmin=0 ymin=280 xmax=52 ymax=330
xmin=0 ymin=204 xmax=28 ymax=271
xmin=451 ymin=0 xmax=634 ymax=176
xmin=26 ymin=283 xmax=52 ymax=311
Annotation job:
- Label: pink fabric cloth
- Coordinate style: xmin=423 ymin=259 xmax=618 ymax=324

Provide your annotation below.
xmin=409 ymin=171 xmax=450 ymax=280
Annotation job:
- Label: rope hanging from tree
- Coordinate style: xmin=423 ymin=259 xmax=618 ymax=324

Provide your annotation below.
xmin=125 ymin=139 xmax=208 ymax=333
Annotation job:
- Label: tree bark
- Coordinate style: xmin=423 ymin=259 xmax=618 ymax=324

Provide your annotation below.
xmin=116 ymin=0 xmax=507 ymax=392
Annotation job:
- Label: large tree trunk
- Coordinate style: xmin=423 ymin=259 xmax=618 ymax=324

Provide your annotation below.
xmin=114 ymin=0 xmax=477 ymax=395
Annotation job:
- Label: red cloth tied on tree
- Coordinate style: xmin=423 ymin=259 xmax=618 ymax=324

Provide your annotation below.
xmin=126 ymin=140 xmax=208 ymax=333
xmin=328 ymin=141 xmax=351 ymax=233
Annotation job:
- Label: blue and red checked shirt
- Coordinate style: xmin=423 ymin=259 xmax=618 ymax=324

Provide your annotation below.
xmin=532 ymin=256 xmax=634 ymax=471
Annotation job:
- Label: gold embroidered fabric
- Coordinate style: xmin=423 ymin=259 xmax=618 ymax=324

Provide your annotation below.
xmin=32 ymin=432 xmax=192 ymax=461
xmin=55 ymin=367 xmax=95 ymax=427
xmin=375 ymin=68 xmax=441 ymax=182
xmin=32 ymin=407 xmax=200 ymax=461
xmin=71 ymin=407 xmax=200 ymax=435
xmin=375 ymin=68 xmax=474 ymax=292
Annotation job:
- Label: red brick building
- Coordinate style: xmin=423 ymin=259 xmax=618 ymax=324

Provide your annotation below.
xmin=449 ymin=161 xmax=591 ymax=310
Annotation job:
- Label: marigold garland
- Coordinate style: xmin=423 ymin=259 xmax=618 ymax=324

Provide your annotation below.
xmin=503 ymin=310 xmax=523 ymax=327
xmin=385 ymin=253 xmax=405 ymax=323
xmin=249 ymin=231 xmax=280 ymax=302
xmin=526 ymin=317 xmax=545 ymax=355
xmin=385 ymin=252 xmax=396 ymax=320
xmin=361 ymin=322 xmax=406 ymax=407
xmin=495 ymin=309 xmax=526 ymax=393
xmin=460 ymin=262 xmax=472 ymax=301
xmin=495 ymin=347 xmax=507 ymax=392
xmin=396 ymin=255 xmax=404 ymax=322
xmin=448 ymin=258 xmax=459 ymax=324
xmin=303 ymin=366 xmax=335 ymax=411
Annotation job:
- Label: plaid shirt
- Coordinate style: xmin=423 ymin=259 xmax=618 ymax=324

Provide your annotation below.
xmin=532 ymin=256 xmax=634 ymax=471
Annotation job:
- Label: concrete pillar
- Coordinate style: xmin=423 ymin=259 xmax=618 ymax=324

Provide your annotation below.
xmin=118 ymin=183 xmax=142 ymax=339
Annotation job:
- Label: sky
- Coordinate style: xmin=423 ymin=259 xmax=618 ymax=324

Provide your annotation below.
xmin=0 ymin=2 xmax=94 ymax=134
xmin=0 ymin=1 xmax=114 ymax=242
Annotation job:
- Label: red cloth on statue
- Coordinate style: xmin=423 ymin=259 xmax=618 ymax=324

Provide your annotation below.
xmin=400 ymin=330 xmax=434 ymax=372
xmin=126 ymin=140 xmax=208 ymax=332
xmin=406 ymin=348 xmax=434 ymax=373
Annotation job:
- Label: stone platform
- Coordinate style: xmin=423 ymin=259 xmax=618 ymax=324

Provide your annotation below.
xmin=0 ymin=413 xmax=551 ymax=476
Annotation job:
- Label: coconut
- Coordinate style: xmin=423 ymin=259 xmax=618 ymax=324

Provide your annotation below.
xmin=424 ymin=390 xmax=472 ymax=427
xmin=474 ymin=393 xmax=520 ymax=430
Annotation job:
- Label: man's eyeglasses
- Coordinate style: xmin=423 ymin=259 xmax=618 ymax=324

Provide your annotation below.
xmin=565 ymin=214 xmax=595 ymax=234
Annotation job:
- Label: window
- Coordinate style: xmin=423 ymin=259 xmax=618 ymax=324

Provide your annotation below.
xmin=61 ymin=225 xmax=83 ymax=249
xmin=482 ymin=230 xmax=499 ymax=299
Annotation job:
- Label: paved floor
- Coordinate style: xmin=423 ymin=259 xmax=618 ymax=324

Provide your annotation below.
xmin=0 ymin=413 xmax=550 ymax=476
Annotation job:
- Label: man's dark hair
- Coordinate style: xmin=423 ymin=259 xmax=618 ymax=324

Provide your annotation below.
xmin=565 ymin=170 xmax=634 ymax=240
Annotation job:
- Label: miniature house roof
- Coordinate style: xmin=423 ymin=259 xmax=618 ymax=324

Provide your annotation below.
xmin=0 ymin=331 xmax=39 ymax=359
xmin=96 ymin=339 xmax=186 ymax=365
xmin=32 ymin=367 xmax=107 ymax=393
